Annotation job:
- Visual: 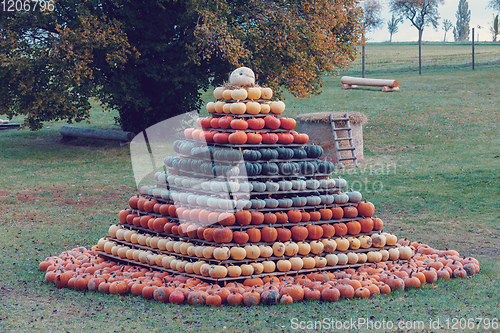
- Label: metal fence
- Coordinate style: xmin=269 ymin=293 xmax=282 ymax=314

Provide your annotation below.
xmin=346 ymin=42 xmax=500 ymax=75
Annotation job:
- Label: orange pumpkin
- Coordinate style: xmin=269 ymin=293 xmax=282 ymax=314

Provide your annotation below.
xmin=358 ymin=200 xmax=375 ymax=217
xmin=305 ymin=224 xmax=323 ymax=240
xmin=346 ymin=221 xmax=361 ymax=235
xmin=331 ymin=205 xmax=344 ymax=219
xmin=372 ymin=217 xmax=384 ymax=230
xmin=228 ymin=131 xmax=248 ymax=145
xmin=246 ymin=132 xmax=263 ymax=144
xmin=343 ymin=206 xmax=358 ymax=218
xmin=275 ymin=212 xmax=289 ymax=224
xmin=333 ymin=223 xmax=348 ymax=237
xmin=218 ymin=212 xmax=236 ymax=226
xmin=260 ymin=226 xmax=277 ymax=242
xmin=262 ymin=212 xmax=277 ymax=225
xmin=235 ymin=211 xmax=252 ymax=226
xmin=291 ymin=226 xmax=308 ymax=241
xmin=287 ymin=210 xmax=302 ymax=223
xmin=247 ymin=228 xmax=261 ymax=243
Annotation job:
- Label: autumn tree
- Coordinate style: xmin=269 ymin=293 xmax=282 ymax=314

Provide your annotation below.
xmin=387 ymin=15 xmax=403 ymax=42
xmin=0 ymin=0 xmax=363 ymax=132
xmin=389 ymin=0 xmax=444 ymax=75
xmin=453 ymin=0 xmax=471 ymax=41
xmin=442 ymin=19 xmax=453 ymax=41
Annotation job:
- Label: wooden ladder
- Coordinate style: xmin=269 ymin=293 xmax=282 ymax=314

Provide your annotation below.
xmin=329 ymin=113 xmax=358 ymax=169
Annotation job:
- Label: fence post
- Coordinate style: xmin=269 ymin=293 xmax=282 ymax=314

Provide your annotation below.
xmin=362 ymin=34 xmax=365 ymax=78
xmin=472 ymin=27 xmax=475 ymax=70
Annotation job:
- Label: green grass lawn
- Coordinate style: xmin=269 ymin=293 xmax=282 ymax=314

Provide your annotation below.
xmin=1 ymin=44 xmax=499 ymax=332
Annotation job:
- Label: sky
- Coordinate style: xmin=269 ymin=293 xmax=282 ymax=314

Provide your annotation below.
xmin=366 ymin=0 xmax=498 ymax=42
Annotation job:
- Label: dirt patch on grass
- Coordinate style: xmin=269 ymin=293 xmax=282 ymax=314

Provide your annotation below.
xmin=369 ymin=144 xmax=426 ymax=152
xmin=0 ymin=184 xmax=134 ymax=226
xmin=0 ymin=184 xmax=132 ymax=208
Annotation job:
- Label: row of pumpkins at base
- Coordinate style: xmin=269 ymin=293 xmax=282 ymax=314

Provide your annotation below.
xmin=39 ymin=243 xmax=480 ymax=306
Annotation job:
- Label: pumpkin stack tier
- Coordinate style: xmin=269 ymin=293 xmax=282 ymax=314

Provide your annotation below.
xmin=95 ymin=67 xmax=405 ymax=282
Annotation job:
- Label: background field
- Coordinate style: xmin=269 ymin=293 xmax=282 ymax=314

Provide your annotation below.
xmin=1 ymin=43 xmax=499 ymax=332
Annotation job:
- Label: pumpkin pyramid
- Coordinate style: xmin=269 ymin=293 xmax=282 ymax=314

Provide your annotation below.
xmin=97 ymin=67 xmax=404 ymax=283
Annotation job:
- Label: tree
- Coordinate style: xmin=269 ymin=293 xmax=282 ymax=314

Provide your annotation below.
xmin=389 ymin=0 xmax=444 ymax=75
xmin=0 ymin=0 xmax=364 ymax=132
xmin=387 ymin=15 xmax=403 ymax=42
xmin=453 ymin=0 xmax=471 ymax=41
xmin=488 ymin=0 xmax=500 ymax=11
xmin=491 ymin=15 xmax=499 ymax=42
xmin=363 ymin=0 xmax=384 ymax=33
xmin=442 ymin=19 xmax=453 ymax=41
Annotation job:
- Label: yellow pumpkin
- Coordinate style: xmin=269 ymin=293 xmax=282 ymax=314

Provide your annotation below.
xmin=270 ymin=100 xmax=285 ymax=114
xmin=247 ymin=87 xmax=261 ymax=99
xmin=231 ymin=88 xmax=248 ymax=101
xmin=213 ymin=87 xmax=225 ymax=99
xmin=260 ymin=87 xmax=273 ymax=99
xmin=289 ymin=257 xmax=304 ymax=270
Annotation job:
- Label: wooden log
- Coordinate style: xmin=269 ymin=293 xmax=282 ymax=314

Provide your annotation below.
xmin=60 ymin=126 xmax=135 ymax=142
xmin=341 ymin=76 xmax=399 ymax=88
xmin=0 ymin=123 xmax=20 ymax=130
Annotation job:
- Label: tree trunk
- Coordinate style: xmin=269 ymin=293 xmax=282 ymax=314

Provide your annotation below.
xmin=390 ymin=33 xmax=393 ymax=42
xmin=418 ymin=29 xmax=423 ymax=75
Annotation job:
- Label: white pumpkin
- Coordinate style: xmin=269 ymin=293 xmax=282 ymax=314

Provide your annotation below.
xmin=229 ymin=67 xmax=255 ymax=86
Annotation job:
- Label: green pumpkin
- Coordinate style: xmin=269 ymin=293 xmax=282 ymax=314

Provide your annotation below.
xmin=291 ymin=179 xmax=307 ymax=190
xmin=299 ymin=161 xmax=317 ymax=175
xmin=291 ymin=196 xmax=307 ymax=207
xmin=251 ymin=199 xmax=267 ymax=209
xmin=243 ymin=149 xmax=261 ymax=161
xmin=259 ymin=148 xmax=278 ymax=161
xmin=279 ymin=162 xmax=295 ymax=176
xmin=172 ymin=140 xmax=184 ymax=153
xmin=305 ymin=179 xmax=320 ymax=189
xmin=278 ymin=180 xmax=293 ymax=191
xmin=225 ymin=149 xmax=244 ymax=161
xmin=278 ymin=198 xmax=294 ymax=208
xmin=265 ymin=181 xmax=280 ymax=192
xmin=277 ymin=147 xmax=294 ymax=160
xmin=264 ymin=198 xmax=279 ymax=208
xmin=305 ymin=145 xmax=324 ymax=158
xmin=179 ymin=159 xmax=192 ymax=171
xmin=245 ymin=162 xmax=262 ymax=176
xmin=200 ymin=162 xmax=213 ymax=175
xmin=317 ymin=161 xmax=335 ymax=174
xmin=320 ymin=195 xmax=335 ymax=205
xmin=292 ymin=148 xmax=308 ymax=159
xmin=251 ymin=182 xmax=267 ymax=192
xmin=190 ymin=159 xmax=203 ymax=172
xmin=306 ymin=196 xmax=322 ymax=206
xmin=239 ymin=182 xmax=254 ymax=193
xmin=164 ymin=156 xmax=176 ymax=167
xmin=261 ymin=163 xmax=279 ymax=175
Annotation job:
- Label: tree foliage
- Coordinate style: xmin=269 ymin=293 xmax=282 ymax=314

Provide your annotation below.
xmin=389 ymin=0 xmax=443 ymax=35
xmin=453 ymin=0 xmax=471 ymax=42
xmin=442 ymin=19 xmax=453 ymax=41
xmin=488 ymin=0 xmax=500 ymax=12
xmin=491 ymin=15 xmax=499 ymax=42
xmin=387 ymin=15 xmax=403 ymax=42
xmin=0 ymin=0 xmax=363 ymax=132
xmin=362 ymin=0 xmax=383 ymax=32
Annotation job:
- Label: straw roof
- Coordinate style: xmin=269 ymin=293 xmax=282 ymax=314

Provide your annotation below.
xmin=296 ymin=111 xmax=367 ymax=124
